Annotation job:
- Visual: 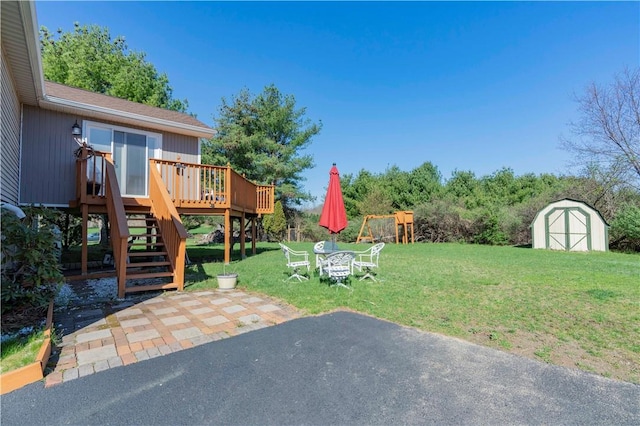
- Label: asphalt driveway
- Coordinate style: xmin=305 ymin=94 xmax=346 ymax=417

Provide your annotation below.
xmin=2 ymin=311 xmax=638 ymax=425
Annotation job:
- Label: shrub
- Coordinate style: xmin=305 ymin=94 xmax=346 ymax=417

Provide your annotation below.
xmin=263 ymin=200 xmax=287 ymax=241
xmin=337 ymin=220 xmax=360 ymax=243
xmin=610 ymin=203 xmax=640 ymax=252
xmin=1 ymin=207 xmax=63 ymax=315
xmin=414 ymin=198 xmax=472 ymax=243
xmin=471 ymin=209 xmax=509 ymax=245
xmin=181 ymin=215 xmax=206 ymax=231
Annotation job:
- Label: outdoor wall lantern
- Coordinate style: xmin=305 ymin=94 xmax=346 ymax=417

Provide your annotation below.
xmin=71 ymin=120 xmax=82 ymax=137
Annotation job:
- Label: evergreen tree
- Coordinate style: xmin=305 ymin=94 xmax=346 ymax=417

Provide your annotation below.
xmin=202 ymin=85 xmax=321 ymax=208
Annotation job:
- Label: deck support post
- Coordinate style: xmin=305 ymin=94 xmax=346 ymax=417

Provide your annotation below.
xmin=240 ymin=213 xmax=246 ymax=259
xmin=251 ymin=217 xmax=257 ymax=255
xmin=224 ymin=209 xmax=231 ymax=264
xmin=81 ymin=204 xmax=88 ymax=275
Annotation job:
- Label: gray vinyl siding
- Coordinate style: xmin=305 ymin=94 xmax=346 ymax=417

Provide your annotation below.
xmin=20 ymin=107 xmax=201 ymax=206
xmin=1 ymin=48 xmax=22 ymax=205
xmin=162 ymin=132 xmax=199 ymax=164
xmin=20 ymin=105 xmax=77 ymax=205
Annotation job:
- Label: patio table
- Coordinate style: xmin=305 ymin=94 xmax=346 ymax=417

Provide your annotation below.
xmin=314 ymin=241 xmax=341 ymax=276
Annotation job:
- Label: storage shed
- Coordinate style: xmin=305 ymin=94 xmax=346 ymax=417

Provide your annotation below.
xmin=531 ymin=199 xmax=609 ymax=252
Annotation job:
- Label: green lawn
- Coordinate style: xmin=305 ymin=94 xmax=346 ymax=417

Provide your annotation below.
xmin=184 ymin=241 xmax=640 ymax=383
xmin=0 ymin=329 xmax=47 ymax=374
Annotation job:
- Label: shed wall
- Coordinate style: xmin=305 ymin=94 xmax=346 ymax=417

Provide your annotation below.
xmin=531 ymin=199 xmax=608 ymax=251
xmin=1 ymin=48 xmax=22 ymax=205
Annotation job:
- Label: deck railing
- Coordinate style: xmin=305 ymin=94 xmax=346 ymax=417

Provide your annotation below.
xmin=149 ymin=165 xmax=187 ymax=291
xmin=150 ymin=159 xmax=274 ymax=214
xmin=150 ymin=159 xmax=229 ymax=208
xmin=76 ymin=153 xmax=273 ymax=214
xmin=103 ymin=158 xmax=129 ymax=298
xmin=256 ymin=185 xmax=275 ymax=215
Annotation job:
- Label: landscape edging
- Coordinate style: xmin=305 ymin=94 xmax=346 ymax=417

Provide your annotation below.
xmin=0 ymin=299 xmax=54 ymax=395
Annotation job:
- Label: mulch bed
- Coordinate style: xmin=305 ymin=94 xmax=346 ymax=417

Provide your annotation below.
xmin=1 ymin=304 xmax=48 ymax=335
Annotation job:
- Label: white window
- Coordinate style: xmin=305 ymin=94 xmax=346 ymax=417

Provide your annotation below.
xmin=83 ymin=121 xmax=162 ymax=197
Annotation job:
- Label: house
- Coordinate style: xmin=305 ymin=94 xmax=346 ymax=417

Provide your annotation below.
xmin=530 ymin=198 xmax=609 ymax=252
xmin=1 ymin=1 xmax=274 ymax=297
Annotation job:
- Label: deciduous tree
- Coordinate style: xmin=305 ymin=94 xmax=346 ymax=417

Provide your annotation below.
xmin=562 ymin=67 xmax=640 ymax=189
xmin=40 ymin=23 xmax=188 ymax=112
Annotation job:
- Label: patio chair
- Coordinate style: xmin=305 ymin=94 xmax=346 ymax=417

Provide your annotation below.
xmin=314 ymin=240 xmax=342 ymax=275
xmin=323 ymin=251 xmax=355 ymax=289
xmin=279 ymin=243 xmax=310 ymax=281
xmin=313 ymin=241 xmax=325 ymax=271
xmin=352 ymin=242 xmax=385 ymax=281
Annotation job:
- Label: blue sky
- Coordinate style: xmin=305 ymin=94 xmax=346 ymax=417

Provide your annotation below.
xmin=35 ymin=1 xmax=639 ymax=205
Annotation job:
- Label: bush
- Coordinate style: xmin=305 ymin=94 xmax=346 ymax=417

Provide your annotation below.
xmin=610 ymin=203 xmax=640 ymax=252
xmin=472 ymin=210 xmax=509 ymax=245
xmin=1 ymin=207 xmax=63 ymax=315
xmin=181 ymin=215 xmax=206 ymax=231
xmin=337 ymin=220 xmax=361 ymax=243
xmin=263 ymin=200 xmax=287 ymax=241
xmin=414 ymin=198 xmax=472 ymax=243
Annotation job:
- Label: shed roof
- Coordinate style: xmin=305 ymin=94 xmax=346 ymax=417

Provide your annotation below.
xmin=530 ymin=198 xmax=610 ymax=228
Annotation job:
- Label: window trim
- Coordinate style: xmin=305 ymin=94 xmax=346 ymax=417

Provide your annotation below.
xmin=82 ymin=120 xmax=163 ymax=197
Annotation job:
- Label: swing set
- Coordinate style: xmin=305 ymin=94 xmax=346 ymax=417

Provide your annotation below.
xmin=356 ymin=211 xmax=414 ymax=244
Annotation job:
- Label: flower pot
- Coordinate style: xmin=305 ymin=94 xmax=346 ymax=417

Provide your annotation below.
xmin=217 ymin=273 xmax=238 ymax=290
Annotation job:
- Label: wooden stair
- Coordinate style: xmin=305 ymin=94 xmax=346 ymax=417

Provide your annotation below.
xmin=123 ymin=213 xmax=179 ymax=293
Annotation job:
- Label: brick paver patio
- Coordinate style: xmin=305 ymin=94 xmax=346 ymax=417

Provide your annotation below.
xmin=45 ymin=290 xmax=302 ymax=387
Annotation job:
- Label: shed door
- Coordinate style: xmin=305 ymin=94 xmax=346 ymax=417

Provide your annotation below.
xmin=545 ymin=207 xmax=591 ymax=251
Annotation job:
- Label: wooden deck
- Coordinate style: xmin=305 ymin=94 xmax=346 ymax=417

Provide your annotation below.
xmin=74 ymin=148 xmax=274 ymax=216
xmin=72 ymin=147 xmax=274 ymax=294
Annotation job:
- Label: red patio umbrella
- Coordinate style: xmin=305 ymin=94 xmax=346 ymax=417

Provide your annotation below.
xmin=319 ymin=164 xmax=348 ymax=245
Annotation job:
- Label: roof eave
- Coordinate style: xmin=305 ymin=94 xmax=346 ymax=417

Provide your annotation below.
xmin=21 ymin=0 xmax=46 ymax=103
xmin=40 ymin=96 xmax=216 ymax=138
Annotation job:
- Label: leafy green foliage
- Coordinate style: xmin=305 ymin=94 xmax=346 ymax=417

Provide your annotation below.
xmin=202 ymin=85 xmax=320 ymax=208
xmin=610 ymin=203 xmax=640 ymax=251
xmin=472 ymin=210 xmax=509 ymax=245
xmin=336 ymin=162 xmax=639 ymax=250
xmin=263 ymin=200 xmax=287 ymax=241
xmin=1 ymin=207 xmax=63 ymax=315
xmin=40 ymin=23 xmax=187 ymax=112
xmin=48 ymin=212 xmax=83 ymax=250
xmin=181 ymin=215 xmax=206 ymax=231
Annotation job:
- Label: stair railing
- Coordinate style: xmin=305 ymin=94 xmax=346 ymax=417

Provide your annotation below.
xmin=75 ymin=145 xmax=109 ymax=203
xmin=149 ymin=164 xmax=188 ymax=291
xmin=103 ymin=158 xmax=129 ymax=298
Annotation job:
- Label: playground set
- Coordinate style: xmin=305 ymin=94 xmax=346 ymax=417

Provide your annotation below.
xmin=356 ymin=211 xmax=414 ymax=244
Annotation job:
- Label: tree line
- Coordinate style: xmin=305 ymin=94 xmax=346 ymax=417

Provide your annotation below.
xmin=326 ymin=164 xmax=639 ymax=251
